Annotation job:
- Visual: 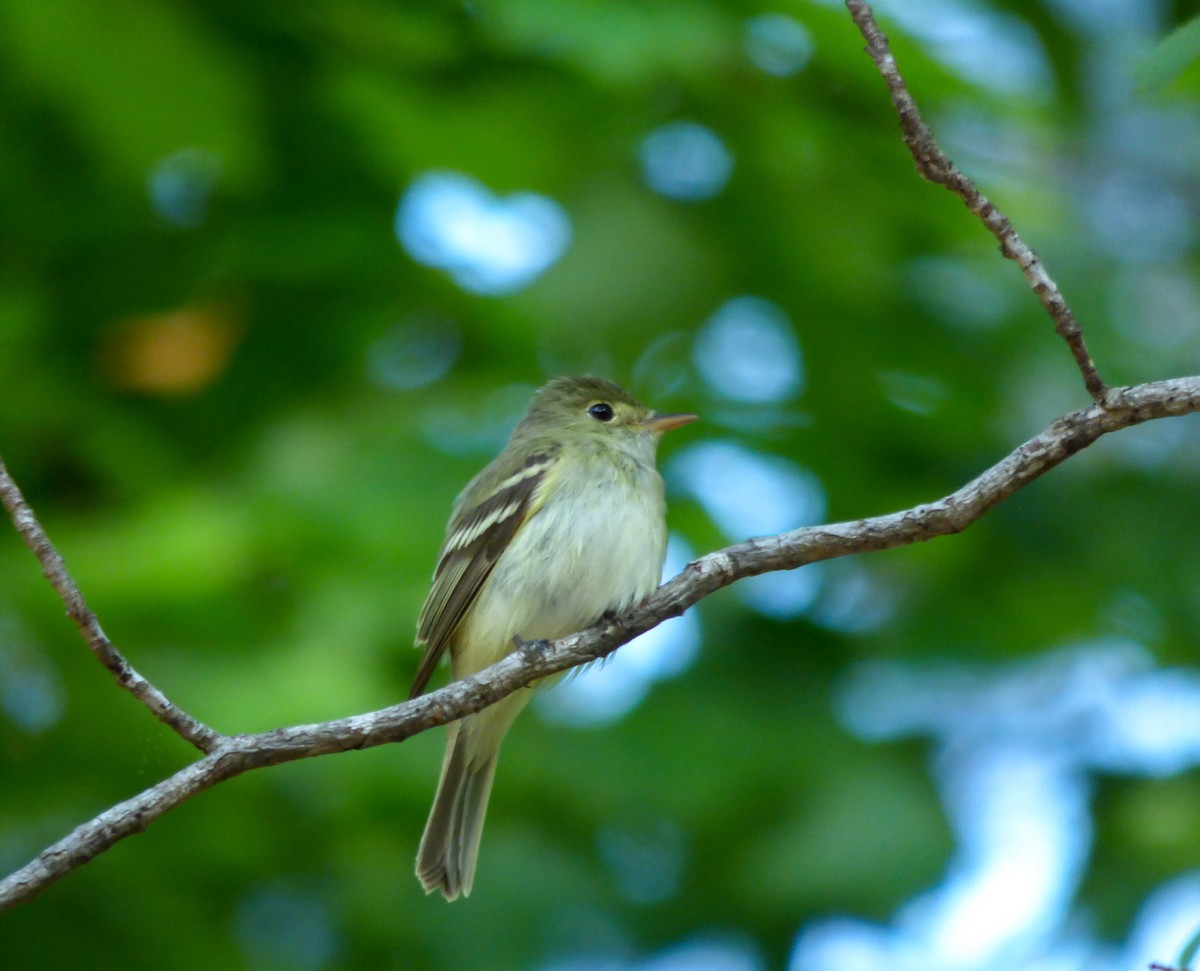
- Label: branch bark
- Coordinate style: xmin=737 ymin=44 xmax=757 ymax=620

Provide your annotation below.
xmin=3 ymin=377 xmax=1199 ymax=910
xmin=0 ymin=457 xmax=219 ymax=753
xmin=2 ymin=0 xmax=1195 ymax=914
xmin=844 ymin=0 xmax=1107 ymax=402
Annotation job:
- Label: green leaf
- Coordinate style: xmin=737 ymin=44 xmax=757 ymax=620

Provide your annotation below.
xmin=1133 ymin=15 xmax=1200 ymax=92
xmin=1180 ymin=923 xmax=1200 ymax=970
xmin=0 ymin=0 xmax=264 ymax=186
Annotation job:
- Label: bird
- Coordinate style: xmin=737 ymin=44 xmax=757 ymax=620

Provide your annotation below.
xmin=409 ymin=375 xmax=696 ymax=899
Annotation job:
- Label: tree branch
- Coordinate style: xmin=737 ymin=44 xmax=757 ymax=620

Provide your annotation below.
xmin=0 ymin=457 xmax=220 ymax=753
xmin=3 ymin=376 xmax=1199 ymax=911
xmin=844 ymin=0 xmax=1107 ymax=402
xmin=2 ymin=0 xmax=1192 ymax=916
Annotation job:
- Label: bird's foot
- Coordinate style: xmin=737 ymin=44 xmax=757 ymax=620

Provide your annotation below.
xmin=512 ymin=634 xmax=552 ymax=661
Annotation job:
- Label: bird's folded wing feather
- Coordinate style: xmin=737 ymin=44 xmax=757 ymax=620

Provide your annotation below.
xmin=409 ymin=446 xmax=559 ymax=699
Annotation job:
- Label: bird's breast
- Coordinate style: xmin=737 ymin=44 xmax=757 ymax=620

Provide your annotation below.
xmin=458 ymin=454 xmax=668 ymax=663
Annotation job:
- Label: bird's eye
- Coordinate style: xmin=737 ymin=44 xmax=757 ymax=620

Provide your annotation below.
xmin=588 ymin=402 xmax=615 ymax=422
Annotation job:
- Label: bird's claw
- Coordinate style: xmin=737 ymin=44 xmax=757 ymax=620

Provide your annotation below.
xmin=512 ymin=634 xmax=552 ymax=660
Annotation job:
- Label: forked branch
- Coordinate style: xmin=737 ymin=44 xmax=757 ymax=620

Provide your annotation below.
xmin=1 ymin=0 xmax=1194 ymax=915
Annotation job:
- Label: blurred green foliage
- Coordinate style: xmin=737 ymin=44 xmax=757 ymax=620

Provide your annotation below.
xmin=2 ymin=1 xmax=1199 ymax=969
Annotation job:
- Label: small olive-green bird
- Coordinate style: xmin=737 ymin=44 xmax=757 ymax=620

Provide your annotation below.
xmin=409 ymin=375 xmax=696 ymax=900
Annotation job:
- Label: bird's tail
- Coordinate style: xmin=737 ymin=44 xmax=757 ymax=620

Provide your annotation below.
xmin=415 ymin=694 xmax=526 ymax=900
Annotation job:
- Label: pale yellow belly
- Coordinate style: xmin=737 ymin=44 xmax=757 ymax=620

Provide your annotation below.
xmin=453 ymin=466 xmax=667 ymax=676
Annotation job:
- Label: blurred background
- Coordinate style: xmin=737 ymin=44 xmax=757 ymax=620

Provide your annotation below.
xmin=2 ymin=0 xmax=1199 ymax=968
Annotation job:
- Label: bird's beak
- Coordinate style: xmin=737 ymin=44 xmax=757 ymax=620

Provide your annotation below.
xmin=641 ymin=411 xmax=698 ymax=434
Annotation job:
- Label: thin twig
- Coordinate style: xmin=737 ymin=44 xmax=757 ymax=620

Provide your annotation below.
xmin=2 ymin=375 xmax=1198 ymax=911
xmin=844 ymin=0 xmax=1107 ymax=401
xmin=0 ymin=457 xmax=221 ymax=753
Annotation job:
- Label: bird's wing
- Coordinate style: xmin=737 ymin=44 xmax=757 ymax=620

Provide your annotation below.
xmin=409 ymin=446 xmax=559 ymax=699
